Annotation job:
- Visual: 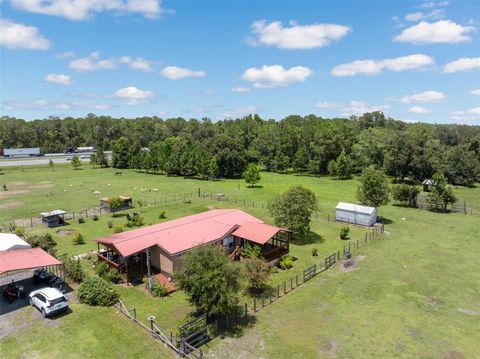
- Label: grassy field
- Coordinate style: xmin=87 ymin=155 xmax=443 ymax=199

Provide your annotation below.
xmin=1 ymin=164 xmax=479 ymax=358
xmin=0 ymin=303 xmax=174 ymax=358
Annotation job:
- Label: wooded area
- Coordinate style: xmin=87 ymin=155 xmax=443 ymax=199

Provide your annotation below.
xmin=1 ymin=112 xmax=479 ymax=185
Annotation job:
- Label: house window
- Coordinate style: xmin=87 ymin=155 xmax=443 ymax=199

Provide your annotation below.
xmin=175 ymin=253 xmax=183 ymax=259
xmin=223 ymin=236 xmax=234 ymax=249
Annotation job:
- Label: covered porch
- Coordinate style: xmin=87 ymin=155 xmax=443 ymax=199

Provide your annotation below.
xmin=232 ymin=222 xmax=291 ymax=262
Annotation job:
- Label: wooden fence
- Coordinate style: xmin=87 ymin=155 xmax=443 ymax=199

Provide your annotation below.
xmin=115 ymin=299 xmax=206 ymax=359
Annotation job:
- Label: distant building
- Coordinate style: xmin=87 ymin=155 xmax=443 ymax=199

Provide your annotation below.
xmin=422 ymin=179 xmax=434 ymax=192
xmin=40 ymin=210 xmax=66 ymax=228
xmin=336 ymin=202 xmax=377 ymax=227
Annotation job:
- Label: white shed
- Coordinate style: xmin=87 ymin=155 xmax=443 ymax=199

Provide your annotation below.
xmin=335 ymin=202 xmax=377 ymax=227
xmin=0 ymin=233 xmax=31 ymax=251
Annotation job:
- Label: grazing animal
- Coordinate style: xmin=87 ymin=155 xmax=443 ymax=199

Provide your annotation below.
xmin=115 ymin=172 xmax=122 ymax=176
xmin=153 ymin=188 xmax=158 ymax=192
xmin=107 ymin=184 xmax=111 ymax=187
xmin=69 ymin=184 xmax=73 ymax=187
xmin=94 ymin=191 xmax=101 ymax=195
xmin=64 ymin=189 xmax=67 ymax=192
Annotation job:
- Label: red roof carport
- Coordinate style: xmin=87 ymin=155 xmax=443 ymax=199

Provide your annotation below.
xmin=232 ymin=222 xmax=285 ymax=244
xmin=0 ymin=247 xmax=62 ymax=275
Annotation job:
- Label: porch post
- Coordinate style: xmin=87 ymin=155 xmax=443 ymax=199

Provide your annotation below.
xmin=146 ymin=248 xmax=153 ymax=290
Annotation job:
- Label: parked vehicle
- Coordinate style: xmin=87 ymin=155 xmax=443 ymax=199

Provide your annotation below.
xmin=33 ymin=268 xmax=66 ymax=292
xmin=29 ymin=287 xmax=68 ymax=317
xmin=2 ymin=280 xmax=26 ymax=303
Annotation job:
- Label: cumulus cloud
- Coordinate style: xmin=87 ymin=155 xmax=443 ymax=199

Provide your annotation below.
xmin=450 ymin=107 xmax=480 ymax=123
xmin=231 ymin=86 xmax=251 ymax=93
xmin=119 ymin=56 xmax=155 ymax=72
xmin=314 ymin=101 xmax=342 ymax=109
xmin=331 ymin=54 xmax=433 ymax=76
xmin=442 ymin=57 xmax=480 ymax=73
xmin=408 ymin=106 xmax=432 ymax=114
xmin=160 ymin=66 xmax=206 ymax=80
xmin=247 ymin=20 xmax=350 ymax=49
xmin=314 ymin=100 xmax=388 ymax=116
xmin=69 ymin=52 xmax=117 ymax=72
xmin=10 ymin=0 xmax=163 ymax=21
xmin=470 ymin=89 xmax=480 ymax=96
xmin=0 ymin=18 xmax=51 ymax=50
xmin=241 ymin=65 xmax=312 ymax=88
xmin=44 ymin=73 xmax=73 ymax=85
xmin=340 ymin=101 xmax=389 ymax=116
xmin=401 ymin=90 xmax=446 ymax=103
xmin=114 ymin=86 xmax=154 ymax=105
xmin=394 ymin=20 xmax=474 ymax=44
xmin=222 ymin=106 xmax=257 ymax=119
xmin=404 ymin=9 xmax=445 ymax=22
xmin=420 ymin=1 xmax=449 ymax=8
xmin=57 ymin=51 xmax=76 ymax=59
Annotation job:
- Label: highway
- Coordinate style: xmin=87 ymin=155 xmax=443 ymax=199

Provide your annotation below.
xmin=0 ymin=153 xmax=109 ymax=167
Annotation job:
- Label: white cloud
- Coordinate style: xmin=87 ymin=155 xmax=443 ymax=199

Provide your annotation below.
xmin=394 ymin=20 xmax=474 ymax=44
xmin=1 ymin=99 xmax=110 ymax=111
xmin=420 ymin=1 xmax=449 ymax=9
xmin=331 ymin=54 xmax=433 ymax=76
xmin=404 ymin=9 xmax=445 ymax=22
xmin=470 ymin=89 xmax=480 ymax=96
xmin=314 ymin=101 xmax=341 ymax=109
xmin=231 ymin=86 xmax=251 ymax=93
xmin=69 ymin=52 xmax=117 ymax=72
xmin=442 ymin=57 xmax=480 ymax=73
xmin=408 ymin=106 xmax=432 ymax=114
xmin=2 ymin=99 xmax=49 ymax=110
xmin=160 ymin=66 xmax=206 ymax=80
xmin=241 ymin=65 xmax=312 ymax=88
xmin=248 ymin=20 xmax=350 ymax=49
xmin=114 ymin=86 xmax=154 ymax=105
xmin=10 ymin=0 xmax=163 ymax=21
xmin=401 ymin=90 xmax=446 ymax=103
xmin=340 ymin=101 xmax=389 ymax=116
xmin=450 ymin=107 xmax=480 ymax=123
xmin=222 ymin=106 xmax=257 ymax=119
xmin=119 ymin=56 xmax=155 ymax=72
xmin=0 ymin=18 xmax=51 ymax=50
xmin=44 ymin=73 xmax=73 ymax=85
xmin=57 ymin=51 xmax=75 ymax=59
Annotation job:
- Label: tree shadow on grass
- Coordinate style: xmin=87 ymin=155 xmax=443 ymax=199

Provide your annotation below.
xmin=378 ymin=217 xmax=394 ymax=224
xmin=208 ymin=311 xmax=257 ymax=339
xmin=246 ymin=184 xmax=264 ymax=189
xmin=293 ymin=231 xmax=325 ymax=246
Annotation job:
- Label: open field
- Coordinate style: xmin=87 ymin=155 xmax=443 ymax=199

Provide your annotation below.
xmin=1 ymin=164 xmax=479 ymax=358
xmin=0 ymin=302 xmax=174 ymax=358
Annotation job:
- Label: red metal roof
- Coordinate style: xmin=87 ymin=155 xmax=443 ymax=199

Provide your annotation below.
xmin=95 ymin=209 xmax=264 ymax=256
xmin=232 ymin=222 xmax=284 ymax=245
xmin=0 ymin=247 xmax=62 ymax=274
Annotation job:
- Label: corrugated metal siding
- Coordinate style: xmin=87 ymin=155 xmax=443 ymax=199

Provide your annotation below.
xmin=336 ymin=208 xmax=377 ymax=226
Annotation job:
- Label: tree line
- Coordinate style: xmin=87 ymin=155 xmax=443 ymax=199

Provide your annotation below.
xmin=1 ymin=112 xmax=480 ymax=184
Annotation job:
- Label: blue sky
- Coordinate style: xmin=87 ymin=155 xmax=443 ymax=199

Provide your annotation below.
xmin=0 ymin=0 xmax=479 ymax=124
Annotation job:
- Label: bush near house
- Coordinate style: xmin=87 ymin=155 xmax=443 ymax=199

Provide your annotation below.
xmin=78 ymin=277 xmax=119 ymax=306
xmin=340 ymin=226 xmax=350 ymax=240
xmin=62 ymin=256 xmax=85 ymax=283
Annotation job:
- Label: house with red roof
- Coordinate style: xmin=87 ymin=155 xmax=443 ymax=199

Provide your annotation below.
xmin=95 ymin=209 xmax=291 ymax=282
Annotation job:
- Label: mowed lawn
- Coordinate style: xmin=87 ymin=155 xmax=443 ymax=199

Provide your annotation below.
xmin=207 ymin=204 xmax=480 ymax=358
xmin=0 ymin=303 xmax=174 ymax=358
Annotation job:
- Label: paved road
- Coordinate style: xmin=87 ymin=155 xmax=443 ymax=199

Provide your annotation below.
xmin=0 ymin=157 xmax=91 ymax=167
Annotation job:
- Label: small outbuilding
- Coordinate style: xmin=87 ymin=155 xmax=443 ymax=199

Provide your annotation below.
xmin=40 ymin=209 xmax=66 ymax=228
xmin=0 ymin=233 xmax=31 ymax=251
xmin=422 ymin=179 xmax=433 ymax=192
xmin=336 ymin=202 xmax=377 ymax=227
xmin=100 ymin=196 xmax=133 ymax=212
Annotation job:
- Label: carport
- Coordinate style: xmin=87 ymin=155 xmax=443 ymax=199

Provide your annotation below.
xmin=0 ymin=248 xmax=65 ymax=315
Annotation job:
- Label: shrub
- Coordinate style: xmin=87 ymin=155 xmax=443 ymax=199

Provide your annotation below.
xmin=27 ymin=233 xmax=56 ymax=252
xmin=159 ymin=211 xmax=166 ymax=219
xmin=311 ymin=248 xmax=318 ymax=256
xmin=13 ymin=226 xmax=26 ymax=237
xmin=92 ymin=214 xmax=99 ymax=221
xmin=107 ymin=220 xmax=113 ymax=228
xmin=63 ymin=256 xmax=85 ymax=283
xmin=269 ymin=266 xmax=279 ymax=274
xmin=78 ymin=216 xmax=85 ymax=224
xmin=73 ymin=232 xmax=86 ymax=245
xmin=340 ymin=226 xmax=350 ymax=240
xmin=277 ymin=255 xmax=294 ymax=270
xmin=77 ymin=277 xmax=119 ymax=306
xmin=113 ymin=224 xmax=124 ymax=233
xmin=125 ymin=213 xmax=144 ymax=228
xmin=95 ymin=261 xmax=110 ymax=278
xmin=151 ymin=281 xmax=168 ymax=298
xmin=105 ymin=268 xmax=123 ymax=284
xmin=242 ymin=242 xmax=263 ymax=258
xmin=244 ymin=257 xmax=269 ymax=295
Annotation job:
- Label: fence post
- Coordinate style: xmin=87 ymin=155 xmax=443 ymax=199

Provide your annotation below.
xmin=133 ymin=307 xmax=136 ymax=319
xmin=254 ymin=298 xmax=257 ymax=312
xmin=262 ymin=296 xmax=265 ymax=308
xmin=244 ymin=302 xmax=248 ymax=319
xmin=277 ymin=285 xmax=280 ymax=299
xmin=284 ymin=281 xmax=286 ymax=294
xmin=291 ymin=277 xmax=293 ymax=290
xmin=296 ymin=274 xmax=298 ymax=286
